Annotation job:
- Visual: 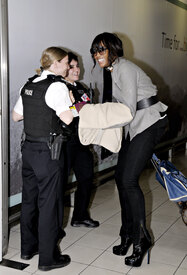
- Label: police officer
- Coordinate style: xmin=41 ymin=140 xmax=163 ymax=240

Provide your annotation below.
xmin=12 ymin=47 xmax=74 ymax=271
xmin=64 ymin=52 xmax=99 ymax=228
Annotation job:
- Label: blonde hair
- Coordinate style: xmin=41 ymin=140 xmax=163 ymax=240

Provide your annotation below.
xmin=36 ymin=46 xmax=68 ymax=75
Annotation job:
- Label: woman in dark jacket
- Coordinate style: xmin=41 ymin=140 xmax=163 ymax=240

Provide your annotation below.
xmin=64 ymin=52 xmax=99 ymax=228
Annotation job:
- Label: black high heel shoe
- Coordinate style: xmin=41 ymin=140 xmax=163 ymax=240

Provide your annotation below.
xmin=113 ymin=236 xmax=132 ymax=256
xmin=125 ymin=236 xmax=152 ymax=267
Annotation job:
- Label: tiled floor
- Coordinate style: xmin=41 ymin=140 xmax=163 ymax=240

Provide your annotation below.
xmin=2 ymin=150 xmax=187 ymax=274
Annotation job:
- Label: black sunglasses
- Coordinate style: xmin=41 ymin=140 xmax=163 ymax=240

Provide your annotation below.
xmin=90 ymin=46 xmax=107 ymax=55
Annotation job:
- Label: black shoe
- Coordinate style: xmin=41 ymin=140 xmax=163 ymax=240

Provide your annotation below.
xmin=71 ymin=218 xmax=99 ymax=228
xmin=58 ymin=228 xmax=66 ymax=239
xmin=177 ymin=201 xmax=187 ymax=226
xmin=125 ymin=237 xmax=152 ymax=267
xmin=182 ymin=207 xmax=187 ymax=226
xmin=21 ymin=250 xmax=38 ymax=260
xmin=113 ymin=236 xmax=132 ymax=256
xmin=38 ymin=254 xmax=71 ymax=271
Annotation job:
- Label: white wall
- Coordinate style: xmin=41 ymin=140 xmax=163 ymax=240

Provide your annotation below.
xmin=112 ymin=0 xmax=187 ymax=86
xmin=8 ymin=0 xmax=187 ymax=205
xmin=8 ymin=0 xmax=114 ymax=93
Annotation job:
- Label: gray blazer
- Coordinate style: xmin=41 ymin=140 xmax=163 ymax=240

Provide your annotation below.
xmin=111 ymin=57 xmax=168 ymax=140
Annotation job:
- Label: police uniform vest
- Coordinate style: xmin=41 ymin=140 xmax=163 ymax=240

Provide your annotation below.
xmin=21 ymin=74 xmax=66 ymax=138
xmin=65 ymin=81 xmax=88 ymax=104
xmin=65 ymin=81 xmax=89 ymax=136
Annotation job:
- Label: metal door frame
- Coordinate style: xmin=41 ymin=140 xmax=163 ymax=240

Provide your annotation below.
xmin=0 ymin=0 xmax=9 ymax=259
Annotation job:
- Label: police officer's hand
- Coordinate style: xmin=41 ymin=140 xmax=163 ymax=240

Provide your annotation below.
xmin=69 ymin=90 xmax=75 ymax=104
xmin=60 ymin=121 xmax=73 ymax=136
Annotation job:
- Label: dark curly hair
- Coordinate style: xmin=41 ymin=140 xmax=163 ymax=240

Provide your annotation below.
xmin=90 ymin=32 xmax=124 ymax=67
xmin=68 ymin=52 xmax=79 ymax=64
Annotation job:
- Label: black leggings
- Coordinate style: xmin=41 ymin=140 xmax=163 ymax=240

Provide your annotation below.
xmin=115 ymin=117 xmax=167 ymax=243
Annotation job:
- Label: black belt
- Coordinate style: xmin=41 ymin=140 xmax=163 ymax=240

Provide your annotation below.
xmin=137 ymin=95 xmax=158 ymax=110
xmin=26 ymin=135 xmax=50 ymax=143
xmin=26 ymin=134 xmax=68 ymax=143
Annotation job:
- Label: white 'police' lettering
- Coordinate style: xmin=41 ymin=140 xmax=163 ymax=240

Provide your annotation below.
xmin=25 ymin=89 xmax=33 ymax=96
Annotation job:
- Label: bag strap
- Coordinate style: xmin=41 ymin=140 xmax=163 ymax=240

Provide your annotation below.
xmin=152 ymin=153 xmax=160 ymax=164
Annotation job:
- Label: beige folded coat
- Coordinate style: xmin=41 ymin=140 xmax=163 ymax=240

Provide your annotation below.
xmin=78 ymin=102 xmax=133 ymax=153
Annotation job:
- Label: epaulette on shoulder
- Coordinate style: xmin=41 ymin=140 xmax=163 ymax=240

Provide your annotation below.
xmin=28 ymin=74 xmax=38 ymax=82
xmin=47 ymin=74 xmax=66 ymax=84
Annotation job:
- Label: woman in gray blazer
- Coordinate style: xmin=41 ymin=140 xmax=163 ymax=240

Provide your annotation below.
xmin=90 ymin=32 xmax=168 ymax=267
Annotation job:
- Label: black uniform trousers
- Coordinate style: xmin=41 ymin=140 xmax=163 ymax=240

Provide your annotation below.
xmin=21 ymin=140 xmax=65 ymax=266
xmin=115 ymin=117 xmax=168 ymax=243
xmin=66 ymin=134 xmax=94 ymax=221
